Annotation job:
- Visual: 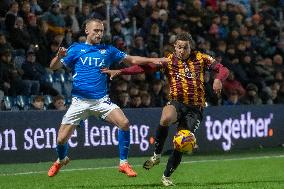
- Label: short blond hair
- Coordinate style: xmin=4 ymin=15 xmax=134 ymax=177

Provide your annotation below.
xmin=85 ymin=18 xmax=103 ymax=27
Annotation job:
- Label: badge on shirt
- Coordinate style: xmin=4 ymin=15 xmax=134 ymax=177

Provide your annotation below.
xmin=100 ymin=49 xmax=106 ymax=54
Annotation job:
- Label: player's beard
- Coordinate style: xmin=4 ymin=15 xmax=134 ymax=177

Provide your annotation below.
xmin=182 ymin=53 xmax=190 ymax=60
xmin=91 ymin=36 xmax=102 ymax=44
xmin=176 ymin=52 xmax=190 ymax=60
xmin=175 ymin=48 xmax=191 ymax=60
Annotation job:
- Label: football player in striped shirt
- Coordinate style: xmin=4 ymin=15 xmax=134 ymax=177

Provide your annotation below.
xmin=102 ymin=33 xmax=229 ymax=186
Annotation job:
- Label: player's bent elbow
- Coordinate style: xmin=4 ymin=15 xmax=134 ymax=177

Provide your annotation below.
xmin=50 ymin=65 xmax=58 ymax=71
xmin=49 ymin=64 xmax=55 ymax=70
xmin=50 ymin=60 xmax=62 ymax=70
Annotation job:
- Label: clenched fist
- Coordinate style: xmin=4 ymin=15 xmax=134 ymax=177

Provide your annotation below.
xmin=56 ymin=47 xmax=67 ymax=58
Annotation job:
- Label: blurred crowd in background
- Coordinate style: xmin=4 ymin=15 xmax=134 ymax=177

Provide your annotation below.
xmin=0 ymin=0 xmax=284 ymax=111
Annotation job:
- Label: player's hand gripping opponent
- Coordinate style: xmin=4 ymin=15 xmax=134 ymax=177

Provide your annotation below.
xmin=101 ymin=68 xmax=121 ymax=80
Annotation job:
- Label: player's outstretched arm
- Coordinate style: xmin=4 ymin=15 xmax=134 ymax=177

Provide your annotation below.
xmin=101 ymin=64 xmax=158 ymax=80
xmin=50 ymin=47 xmax=66 ymax=70
xmin=122 ymin=55 xmax=169 ymax=65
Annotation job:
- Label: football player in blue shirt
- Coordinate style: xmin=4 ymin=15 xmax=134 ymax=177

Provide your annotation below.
xmin=47 ymin=18 xmax=167 ymax=177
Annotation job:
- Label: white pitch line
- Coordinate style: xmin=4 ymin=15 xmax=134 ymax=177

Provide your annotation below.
xmin=1 ymin=154 xmax=284 ymax=177
xmin=183 ymin=154 xmax=284 ymax=164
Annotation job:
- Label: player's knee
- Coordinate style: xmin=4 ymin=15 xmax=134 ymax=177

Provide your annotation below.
xmin=118 ymin=118 xmax=130 ymax=130
xmin=160 ymin=116 xmax=172 ymax=126
xmin=57 ymin=136 xmax=68 ymax=145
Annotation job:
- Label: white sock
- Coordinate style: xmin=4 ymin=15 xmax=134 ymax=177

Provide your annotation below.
xmin=154 ymin=152 xmax=161 ymax=159
xmin=57 ymin=157 xmax=67 ymax=164
xmin=120 ymin=159 xmax=128 ymax=165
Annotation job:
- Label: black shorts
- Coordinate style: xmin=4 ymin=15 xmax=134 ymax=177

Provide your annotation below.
xmin=167 ymin=101 xmax=203 ymax=133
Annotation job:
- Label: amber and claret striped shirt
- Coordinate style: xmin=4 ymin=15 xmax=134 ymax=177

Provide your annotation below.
xmin=120 ymin=51 xmax=229 ymax=108
xmin=160 ymin=52 xmax=215 ymax=107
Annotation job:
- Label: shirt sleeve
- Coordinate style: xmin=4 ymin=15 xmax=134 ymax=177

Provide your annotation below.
xmin=159 ymin=54 xmax=171 ymax=73
xmin=109 ymin=46 xmax=127 ymax=65
xmin=210 ymin=63 xmax=229 ymax=82
xmin=200 ymin=52 xmax=216 ymax=68
xmin=61 ymin=45 xmax=77 ymax=68
xmin=120 ymin=63 xmax=158 ymax=74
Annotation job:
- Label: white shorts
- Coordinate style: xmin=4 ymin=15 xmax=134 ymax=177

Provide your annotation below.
xmin=61 ymin=95 xmax=119 ymax=125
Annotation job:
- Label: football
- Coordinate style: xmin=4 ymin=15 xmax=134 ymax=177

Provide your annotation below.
xmin=173 ymin=130 xmax=196 ymax=153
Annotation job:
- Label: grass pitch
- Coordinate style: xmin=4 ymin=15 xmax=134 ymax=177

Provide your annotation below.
xmin=0 ymin=148 xmax=284 ymax=189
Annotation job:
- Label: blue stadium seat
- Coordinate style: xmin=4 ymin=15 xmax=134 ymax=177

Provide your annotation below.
xmin=63 ymin=81 xmax=72 ymax=98
xmin=54 ymin=72 xmax=65 ymax=83
xmin=44 ymin=95 xmax=53 ymax=106
xmin=52 ymin=82 xmax=63 ymax=95
xmin=3 ymin=96 xmax=19 ymax=111
xmin=66 ymin=73 xmax=73 ymax=82
xmin=44 ymin=73 xmax=54 ymax=83
xmin=43 ymin=73 xmax=63 ymax=94
xmin=3 ymin=96 xmax=14 ymax=110
xmin=65 ymin=96 xmax=72 ymax=106
xmin=59 ymin=73 xmax=73 ymax=98
xmin=15 ymin=95 xmax=30 ymax=110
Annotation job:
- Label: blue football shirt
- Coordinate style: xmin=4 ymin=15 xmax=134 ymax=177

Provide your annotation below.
xmin=61 ymin=43 xmax=126 ymax=99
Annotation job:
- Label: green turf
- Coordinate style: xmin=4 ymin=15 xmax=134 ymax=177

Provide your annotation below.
xmin=0 ymin=147 xmax=284 ymax=189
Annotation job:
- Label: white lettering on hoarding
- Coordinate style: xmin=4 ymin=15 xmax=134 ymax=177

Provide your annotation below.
xmin=205 ymin=112 xmax=273 ymax=151
xmin=139 ymin=125 xmax=149 ymax=151
xmin=83 ymin=119 xmax=150 ymax=151
xmin=130 ymin=125 xmax=139 ymax=144
xmin=24 ymin=129 xmax=33 ymax=150
xmin=68 ymin=129 xmax=77 ymax=147
xmin=89 ymin=126 xmax=100 ymax=146
xmin=112 ymin=127 xmax=118 ymax=145
xmin=45 ymin=128 xmax=56 ymax=148
xmin=2 ymin=121 xmax=150 ymax=152
xmin=0 ymin=129 xmax=17 ymax=150
xmin=34 ymin=128 xmax=45 ymax=149
xmin=24 ymin=128 xmax=57 ymax=150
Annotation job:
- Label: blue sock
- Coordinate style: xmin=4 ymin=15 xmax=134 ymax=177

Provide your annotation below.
xmin=118 ymin=129 xmax=130 ymax=161
xmin=56 ymin=143 xmax=68 ymax=160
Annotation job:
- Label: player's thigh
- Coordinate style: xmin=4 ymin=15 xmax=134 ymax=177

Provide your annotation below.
xmin=105 ymin=108 xmax=129 ymax=130
xmin=57 ymin=124 xmax=77 ymax=144
xmin=89 ymin=96 xmax=128 ymax=128
xmin=62 ymin=97 xmax=90 ymax=126
xmin=183 ymin=108 xmax=203 ymax=133
xmin=160 ymin=103 xmax=178 ymax=126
